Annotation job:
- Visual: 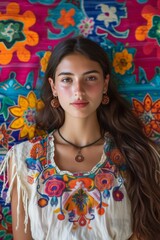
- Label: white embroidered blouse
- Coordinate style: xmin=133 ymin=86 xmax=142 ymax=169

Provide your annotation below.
xmin=0 ymin=132 xmax=133 ymax=240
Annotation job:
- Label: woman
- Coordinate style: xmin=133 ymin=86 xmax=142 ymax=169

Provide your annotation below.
xmin=1 ymin=36 xmax=160 ymax=240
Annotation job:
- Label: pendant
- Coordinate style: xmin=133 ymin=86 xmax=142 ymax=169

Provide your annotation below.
xmin=75 ymin=150 xmax=84 ymax=162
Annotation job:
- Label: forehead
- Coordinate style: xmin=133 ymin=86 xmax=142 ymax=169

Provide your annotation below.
xmin=55 ymin=53 xmax=103 ymax=75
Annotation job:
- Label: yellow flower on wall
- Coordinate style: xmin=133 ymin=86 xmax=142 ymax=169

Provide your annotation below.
xmin=0 ymin=2 xmax=39 ymax=65
xmin=40 ymin=51 xmax=51 ymax=72
xmin=113 ymin=49 xmax=133 ymax=75
xmin=9 ymin=91 xmax=44 ymax=139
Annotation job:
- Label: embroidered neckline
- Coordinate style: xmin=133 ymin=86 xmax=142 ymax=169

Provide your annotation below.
xmin=47 ymin=131 xmax=107 ymax=176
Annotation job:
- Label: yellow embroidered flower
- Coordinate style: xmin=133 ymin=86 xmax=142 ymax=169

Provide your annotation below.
xmin=40 ymin=51 xmax=51 ymax=72
xmin=113 ymin=49 xmax=133 ymax=75
xmin=0 ymin=2 xmax=39 ymax=65
xmin=9 ymin=91 xmax=44 ymax=139
xmin=57 ymin=9 xmax=75 ymax=28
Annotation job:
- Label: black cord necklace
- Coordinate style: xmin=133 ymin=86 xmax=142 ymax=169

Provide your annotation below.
xmin=57 ymin=129 xmax=102 ymax=162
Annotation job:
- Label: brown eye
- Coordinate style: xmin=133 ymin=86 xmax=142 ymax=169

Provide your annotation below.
xmin=61 ymin=77 xmax=72 ymax=83
xmin=86 ymin=76 xmax=97 ymax=81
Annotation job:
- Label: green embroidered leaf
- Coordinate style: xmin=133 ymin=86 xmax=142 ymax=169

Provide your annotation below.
xmin=1 ymin=219 xmax=7 ymax=229
xmin=3 ymin=97 xmax=14 ymax=106
xmin=4 ymin=234 xmax=13 ymax=240
xmin=0 ymin=230 xmax=6 ymax=237
xmin=2 ymin=207 xmax=10 ymax=216
xmin=6 ymin=215 xmax=12 ymax=224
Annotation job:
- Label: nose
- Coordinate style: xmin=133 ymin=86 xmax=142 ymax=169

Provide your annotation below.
xmin=74 ymin=80 xmax=85 ymax=97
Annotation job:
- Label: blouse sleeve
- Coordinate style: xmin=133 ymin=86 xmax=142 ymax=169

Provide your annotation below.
xmin=0 ymin=146 xmax=29 ymax=233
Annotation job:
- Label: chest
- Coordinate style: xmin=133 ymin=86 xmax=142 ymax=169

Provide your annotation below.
xmin=54 ymin=143 xmax=104 ymax=173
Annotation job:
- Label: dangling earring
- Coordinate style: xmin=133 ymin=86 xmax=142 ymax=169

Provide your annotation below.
xmin=51 ymin=96 xmax=60 ymax=108
xmin=102 ymin=93 xmax=110 ymax=105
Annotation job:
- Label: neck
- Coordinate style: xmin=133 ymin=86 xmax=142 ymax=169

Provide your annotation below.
xmin=60 ymin=115 xmax=101 ymax=146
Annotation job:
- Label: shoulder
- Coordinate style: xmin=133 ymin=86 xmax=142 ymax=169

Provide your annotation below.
xmin=13 ymin=133 xmax=50 ymax=153
xmin=5 ymin=133 xmax=51 ymax=168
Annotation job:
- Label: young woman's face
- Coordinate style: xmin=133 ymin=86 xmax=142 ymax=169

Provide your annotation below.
xmin=49 ymin=53 xmax=109 ymax=119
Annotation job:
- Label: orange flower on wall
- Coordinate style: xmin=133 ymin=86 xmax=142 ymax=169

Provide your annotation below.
xmin=57 ymin=9 xmax=75 ymax=28
xmin=132 ymin=94 xmax=160 ymax=137
xmin=135 ymin=3 xmax=160 ymax=57
xmin=0 ymin=2 xmax=39 ymax=65
xmin=135 ymin=10 xmax=153 ymax=42
xmin=9 ymin=91 xmax=44 ymax=139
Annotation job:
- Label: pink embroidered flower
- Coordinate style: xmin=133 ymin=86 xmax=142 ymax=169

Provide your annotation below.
xmin=45 ymin=178 xmax=65 ymax=197
xmin=95 ymin=173 xmax=114 ymax=191
xmin=78 ymin=17 xmax=94 ymax=37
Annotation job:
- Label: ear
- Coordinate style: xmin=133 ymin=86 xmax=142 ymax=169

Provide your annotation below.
xmin=48 ymin=77 xmax=57 ymax=96
xmin=103 ymin=74 xmax=109 ymax=93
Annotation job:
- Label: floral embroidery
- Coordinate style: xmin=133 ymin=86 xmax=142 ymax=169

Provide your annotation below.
xmin=0 ymin=2 xmax=39 ymax=65
xmin=132 ymin=94 xmax=160 ymax=136
xmin=68 ymin=178 xmax=94 ymax=191
xmin=135 ymin=3 xmax=160 ymax=57
xmin=0 ymin=95 xmax=15 ymax=121
xmin=113 ymin=187 xmax=124 ymax=201
xmin=113 ymin=49 xmax=133 ymax=75
xmin=38 ymin=198 xmax=48 ymax=208
xmin=9 ymin=91 xmax=44 ymax=139
xmin=78 ymin=17 xmax=94 ymax=37
xmin=45 ymin=178 xmax=65 ymax=197
xmin=95 ymin=173 xmax=114 ymax=191
xmin=148 ymin=16 xmax=160 ymax=45
xmin=0 ymin=123 xmax=14 ymax=149
xmin=25 ymin=134 xmax=126 ymax=229
xmin=0 ymin=178 xmax=12 ymax=238
xmin=96 ymin=4 xmax=118 ymax=28
xmin=57 ymin=9 xmax=75 ymax=28
xmin=95 ymin=2 xmax=129 ymax=38
xmin=110 ymin=149 xmax=125 ymax=166
xmin=30 ymin=143 xmax=44 ymax=159
xmin=40 ymin=51 xmax=51 ymax=73
xmin=0 ymin=20 xmax=25 ymax=49
xmin=0 ymin=206 xmax=12 ymax=230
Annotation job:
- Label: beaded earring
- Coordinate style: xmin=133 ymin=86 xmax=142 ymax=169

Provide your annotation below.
xmin=102 ymin=93 xmax=110 ymax=105
xmin=51 ymin=96 xmax=60 ymax=108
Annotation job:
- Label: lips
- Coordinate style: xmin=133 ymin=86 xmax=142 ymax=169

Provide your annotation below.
xmin=70 ymin=100 xmax=89 ymax=108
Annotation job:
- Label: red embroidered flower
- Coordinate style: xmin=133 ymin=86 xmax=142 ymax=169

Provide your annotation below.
xmin=45 ymin=178 xmax=65 ymax=197
xmin=113 ymin=188 xmax=124 ymax=201
xmin=95 ymin=173 xmax=114 ymax=191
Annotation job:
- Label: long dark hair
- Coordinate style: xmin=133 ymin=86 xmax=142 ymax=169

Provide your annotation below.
xmin=37 ymin=36 xmax=160 ymax=239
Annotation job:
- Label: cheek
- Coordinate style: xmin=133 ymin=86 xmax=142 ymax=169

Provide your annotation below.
xmin=88 ymin=85 xmax=103 ymax=96
xmin=57 ymin=87 xmax=71 ymax=103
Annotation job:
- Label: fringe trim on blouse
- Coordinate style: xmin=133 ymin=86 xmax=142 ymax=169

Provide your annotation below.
xmin=0 ymin=147 xmax=29 ymax=233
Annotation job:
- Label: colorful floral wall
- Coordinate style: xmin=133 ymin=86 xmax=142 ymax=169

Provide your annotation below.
xmin=0 ymin=0 xmax=160 ymax=238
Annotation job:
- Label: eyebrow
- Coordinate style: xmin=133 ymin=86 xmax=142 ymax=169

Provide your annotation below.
xmin=57 ymin=70 xmax=100 ymax=76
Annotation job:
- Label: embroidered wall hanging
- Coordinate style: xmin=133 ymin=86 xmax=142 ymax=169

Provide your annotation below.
xmin=0 ymin=0 xmax=159 ymax=238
